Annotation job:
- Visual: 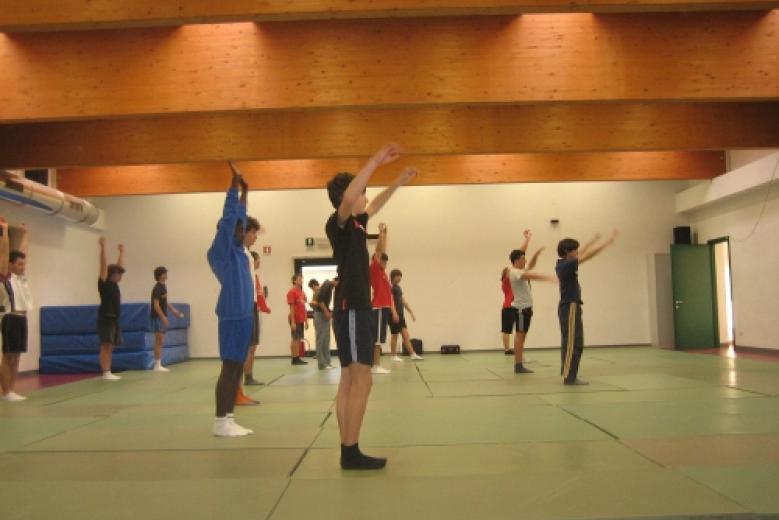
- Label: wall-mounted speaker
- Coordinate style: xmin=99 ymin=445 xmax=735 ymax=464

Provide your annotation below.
xmin=673 ymin=226 xmax=692 ymax=245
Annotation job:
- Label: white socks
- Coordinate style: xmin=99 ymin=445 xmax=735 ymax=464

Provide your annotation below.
xmin=213 ymin=414 xmax=254 ymax=437
xmin=371 ymin=366 xmax=391 ymax=374
xmin=2 ymin=392 xmax=27 ymax=402
xmin=153 ymin=361 xmax=170 ymax=372
xmin=102 ymin=371 xmax=121 ymax=380
xmin=392 ymin=356 xmax=403 ymax=362
xmin=410 ymin=353 xmax=424 ymax=360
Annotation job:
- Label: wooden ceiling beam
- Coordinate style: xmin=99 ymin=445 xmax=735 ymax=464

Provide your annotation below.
xmin=2 ymin=0 xmax=778 ymax=32
xmin=2 ymin=12 xmax=778 ymax=122
xmin=0 ymin=103 xmax=775 ymax=169
xmin=55 ymin=152 xmax=725 ymax=196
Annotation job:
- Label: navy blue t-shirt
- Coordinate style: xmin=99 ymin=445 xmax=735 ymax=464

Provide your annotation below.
xmin=556 ymin=258 xmax=582 ymax=305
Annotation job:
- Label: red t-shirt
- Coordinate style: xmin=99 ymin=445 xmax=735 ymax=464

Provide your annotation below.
xmin=286 ymin=286 xmax=307 ymax=323
xmin=501 ymin=276 xmax=513 ymax=309
xmin=370 ymin=256 xmax=393 ymax=308
xmin=256 ymin=275 xmax=270 ymax=313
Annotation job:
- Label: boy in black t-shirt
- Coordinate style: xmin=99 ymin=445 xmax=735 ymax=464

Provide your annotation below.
xmin=325 ymin=143 xmax=417 ymax=470
xmin=98 ymin=238 xmax=125 ymax=380
xmin=150 ymin=266 xmax=185 ymax=372
xmin=556 ymin=230 xmax=618 ymax=386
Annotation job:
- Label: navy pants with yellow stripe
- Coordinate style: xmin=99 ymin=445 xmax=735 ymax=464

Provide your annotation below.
xmin=559 ymin=302 xmax=584 ymax=382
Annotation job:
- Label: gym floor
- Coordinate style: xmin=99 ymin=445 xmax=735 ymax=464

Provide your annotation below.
xmin=1 ymin=346 xmax=778 ymax=520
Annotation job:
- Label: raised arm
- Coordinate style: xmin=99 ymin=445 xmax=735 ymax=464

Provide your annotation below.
xmin=337 ymin=144 xmax=401 ymax=224
xmin=526 ymin=247 xmax=544 ymax=271
xmin=208 ymin=163 xmax=246 ymax=266
xmin=17 ymin=223 xmax=29 ymax=255
xmin=98 ymin=237 xmax=108 ymax=281
xmin=374 ymin=223 xmax=388 ymax=258
xmin=519 ymin=229 xmax=531 ymax=252
xmin=0 ymin=218 xmax=9 ymax=277
xmin=521 ymin=272 xmax=556 ymax=283
xmin=116 ymin=243 xmax=125 ymax=268
xmin=366 ymin=166 xmax=417 ymax=218
xmin=578 ymin=234 xmax=601 ymax=257
xmin=579 ymin=229 xmax=619 ymax=264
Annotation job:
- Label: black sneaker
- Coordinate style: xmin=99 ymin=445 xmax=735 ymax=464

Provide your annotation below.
xmin=514 ymin=365 xmax=534 ymax=374
xmin=244 ymin=376 xmax=265 ymax=386
xmin=291 ymin=358 xmax=308 ymax=366
xmin=341 ymin=453 xmax=387 ymax=470
xmin=564 ymin=378 xmax=589 ymax=386
xmin=504 ymin=349 xmax=514 ymax=355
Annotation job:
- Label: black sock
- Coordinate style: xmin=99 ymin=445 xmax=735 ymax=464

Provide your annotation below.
xmin=340 ymin=443 xmax=387 ymax=470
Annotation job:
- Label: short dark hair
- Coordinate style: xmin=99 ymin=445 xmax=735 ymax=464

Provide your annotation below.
xmin=107 ymin=264 xmax=126 ymax=278
xmin=250 ymin=251 xmax=259 ymax=261
xmin=380 ymin=253 xmax=388 ymax=262
xmin=327 ymin=172 xmax=355 ymax=209
xmin=509 ymin=249 xmax=525 ymax=264
xmin=557 ymin=238 xmax=580 ymax=258
xmin=390 ymin=269 xmax=402 ymax=281
xmin=308 ymin=278 xmax=319 ymax=289
xmin=291 ymin=273 xmax=302 ymax=284
xmin=9 ymin=250 xmax=25 ymax=263
xmin=246 ymin=216 xmax=260 ymax=232
xmin=153 ymin=266 xmax=167 ymax=281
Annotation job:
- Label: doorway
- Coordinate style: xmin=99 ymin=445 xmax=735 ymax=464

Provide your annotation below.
xmin=710 ymin=238 xmax=735 ymax=349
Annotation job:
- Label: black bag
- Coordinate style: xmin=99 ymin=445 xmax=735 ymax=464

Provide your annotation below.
xmin=440 ymin=345 xmax=460 ymax=354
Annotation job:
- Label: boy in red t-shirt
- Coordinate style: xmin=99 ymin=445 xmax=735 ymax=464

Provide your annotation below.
xmin=287 ymin=273 xmax=309 ymax=365
xmin=369 ymin=223 xmax=397 ymax=373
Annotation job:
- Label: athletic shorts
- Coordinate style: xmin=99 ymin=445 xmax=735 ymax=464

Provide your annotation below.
xmin=389 ymin=315 xmax=407 ymax=335
xmin=290 ymin=322 xmax=304 ymax=340
xmin=335 ymin=308 xmax=376 ymax=367
xmin=1 ymin=314 xmax=28 ymax=354
xmin=373 ymin=307 xmax=391 ymax=345
xmin=501 ymin=307 xmax=533 ymax=334
xmin=97 ymin=315 xmax=123 ymax=346
xmin=151 ymin=316 xmax=167 ymax=333
xmin=218 ymin=316 xmax=254 ymax=363
xmin=250 ymin=310 xmax=260 ymax=346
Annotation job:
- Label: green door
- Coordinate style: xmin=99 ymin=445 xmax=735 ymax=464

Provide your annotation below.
xmin=671 ymin=244 xmax=719 ymax=349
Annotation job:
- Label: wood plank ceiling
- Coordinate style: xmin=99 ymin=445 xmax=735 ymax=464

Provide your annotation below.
xmin=1 ymin=1 xmax=778 ymax=194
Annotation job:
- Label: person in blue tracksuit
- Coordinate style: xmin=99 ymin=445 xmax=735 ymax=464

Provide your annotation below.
xmin=207 ymin=162 xmax=260 ymax=437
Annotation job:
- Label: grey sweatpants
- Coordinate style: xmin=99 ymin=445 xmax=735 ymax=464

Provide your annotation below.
xmin=313 ymin=311 xmax=332 ymax=369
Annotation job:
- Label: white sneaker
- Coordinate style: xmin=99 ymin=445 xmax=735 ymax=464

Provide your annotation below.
xmin=213 ymin=417 xmax=250 ymax=437
xmin=371 ymin=366 xmax=391 ymax=374
xmin=3 ymin=392 xmax=27 ymax=402
xmin=227 ymin=415 xmax=254 ymax=435
xmin=102 ymin=372 xmax=121 ymax=381
xmin=153 ymin=364 xmax=170 ymax=372
xmin=392 ymin=356 xmax=403 ymax=362
xmin=410 ymin=354 xmax=424 ymax=361
xmin=324 ymin=365 xmax=336 ymax=370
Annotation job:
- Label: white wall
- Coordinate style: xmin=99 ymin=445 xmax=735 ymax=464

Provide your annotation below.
xmin=2 ymin=179 xmax=689 ymax=368
xmin=684 ymin=151 xmax=779 ymax=349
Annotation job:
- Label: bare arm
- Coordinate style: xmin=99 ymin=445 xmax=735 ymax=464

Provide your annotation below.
xmin=403 ymin=297 xmax=416 ymax=321
xmin=366 ymin=166 xmax=418 ymax=218
xmin=98 ymin=237 xmax=108 ymax=281
xmin=167 ymin=303 xmax=183 ymax=318
xmin=578 ymin=234 xmax=601 ymax=257
xmin=153 ymin=299 xmax=168 ymax=323
xmin=17 ymin=223 xmax=29 ymax=255
xmin=579 ymin=229 xmax=619 ymax=264
xmin=526 ymin=247 xmax=544 ymax=271
xmin=337 ymin=144 xmax=401 ymax=225
xmin=520 ymin=272 xmax=556 ymax=282
xmin=374 ymin=223 xmax=388 ymax=258
xmin=116 ymin=243 xmax=125 ymax=268
xmin=288 ymin=303 xmax=296 ymax=331
xmin=0 ymin=219 xmax=9 ymax=277
xmin=518 ymin=229 xmax=531 ymax=252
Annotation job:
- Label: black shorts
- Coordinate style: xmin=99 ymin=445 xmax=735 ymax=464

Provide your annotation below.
xmin=97 ymin=315 xmax=123 ymax=346
xmin=251 ymin=310 xmax=260 ymax=346
xmin=335 ymin=308 xmax=376 ymax=367
xmin=373 ymin=307 xmax=391 ymax=345
xmin=1 ymin=314 xmax=28 ymax=354
xmin=389 ymin=315 xmax=407 ymax=335
xmin=501 ymin=307 xmax=533 ymax=334
xmin=290 ymin=322 xmax=304 ymax=340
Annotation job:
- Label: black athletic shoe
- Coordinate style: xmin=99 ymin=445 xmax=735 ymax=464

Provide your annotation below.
xmin=504 ymin=349 xmax=515 ymax=355
xmin=564 ymin=378 xmax=589 ymax=386
xmin=514 ymin=364 xmax=534 ymax=374
xmin=340 ymin=443 xmax=387 ymax=470
xmin=291 ymin=357 xmax=308 ymax=366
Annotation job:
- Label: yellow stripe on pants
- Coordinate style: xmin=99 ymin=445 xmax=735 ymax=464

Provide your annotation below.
xmin=563 ymin=302 xmax=577 ymax=379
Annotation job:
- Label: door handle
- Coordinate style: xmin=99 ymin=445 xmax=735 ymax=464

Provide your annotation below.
xmin=675 ymin=300 xmax=684 ymax=304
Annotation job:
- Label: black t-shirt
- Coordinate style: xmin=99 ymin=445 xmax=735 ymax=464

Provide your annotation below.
xmin=392 ymin=284 xmax=404 ymax=318
xmin=150 ymin=282 xmax=168 ymax=318
xmin=326 ymin=212 xmax=371 ymax=310
xmin=556 ymin=258 xmax=582 ymax=304
xmin=314 ymin=280 xmax=335 ymax=312
xmin=98 ymin=278 xmax=121 ymax=318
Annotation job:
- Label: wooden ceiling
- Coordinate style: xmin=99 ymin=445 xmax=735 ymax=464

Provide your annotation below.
xmin=1 ymin=1 xmax=778 ymax=195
